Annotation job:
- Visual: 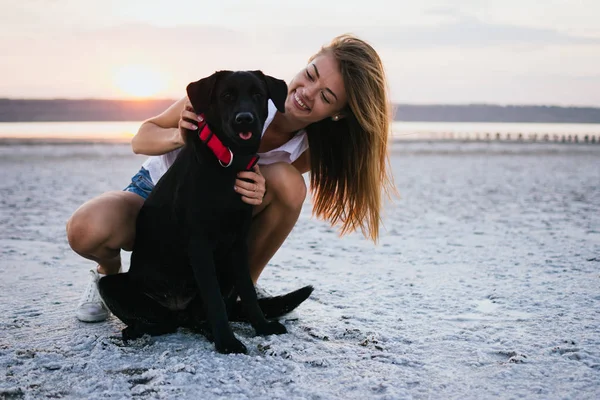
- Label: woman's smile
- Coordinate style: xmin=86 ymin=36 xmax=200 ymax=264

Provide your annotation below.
xmin=293 ymin=90 xmax=311 ymax=111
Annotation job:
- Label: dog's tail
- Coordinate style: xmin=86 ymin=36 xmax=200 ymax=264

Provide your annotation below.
xmin=230 ymin=285 xmax=314 ymax=322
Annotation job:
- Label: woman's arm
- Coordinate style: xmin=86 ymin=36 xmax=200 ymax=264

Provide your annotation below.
xmin=131 ymin=97 xmax=201 ymax=156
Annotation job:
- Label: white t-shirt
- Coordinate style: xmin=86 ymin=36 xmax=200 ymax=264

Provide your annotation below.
xmin=141 ymin=100 xmax=309 ymax=184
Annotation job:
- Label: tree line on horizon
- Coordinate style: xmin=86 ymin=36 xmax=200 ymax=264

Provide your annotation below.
xmin=0 ymin=99 xmax=599 ymax=123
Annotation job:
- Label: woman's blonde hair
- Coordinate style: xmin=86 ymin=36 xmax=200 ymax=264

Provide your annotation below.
xmin=306 ymin=34 xmax=395 ymax=242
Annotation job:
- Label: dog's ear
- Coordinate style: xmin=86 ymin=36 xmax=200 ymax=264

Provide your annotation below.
xmin=251 ymin=71 xmax=288 ymax=113
xmin=186 ymin=70 xmax=231 ymax=113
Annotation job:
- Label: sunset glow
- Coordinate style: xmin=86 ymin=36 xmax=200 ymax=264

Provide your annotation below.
xmin=113 ymin=65 xmax=168 ymax=98
xmin=2 ymin=1 xmax=600 ymax=104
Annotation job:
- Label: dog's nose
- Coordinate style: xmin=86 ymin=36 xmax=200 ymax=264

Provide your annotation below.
xmin=235 ymin=112 xmax=254 ymax=124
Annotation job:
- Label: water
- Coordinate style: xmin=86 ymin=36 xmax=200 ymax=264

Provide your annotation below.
xmin=0 ymin=121 xmax=140 ymax=142
xmin=0 ymin=121 xmax=599 ymax=142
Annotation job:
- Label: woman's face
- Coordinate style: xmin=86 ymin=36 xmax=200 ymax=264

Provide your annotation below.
xmin=285 ymin=52 xmax=348 ymax=125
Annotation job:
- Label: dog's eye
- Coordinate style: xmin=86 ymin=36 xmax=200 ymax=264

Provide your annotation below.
xmin=222 ymin=92 xmax=234 ymax=102
xmin=252 ymin=93 xmax=264 ymax=101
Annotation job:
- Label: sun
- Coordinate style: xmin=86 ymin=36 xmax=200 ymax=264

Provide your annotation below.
xmin=113 ymin=65 xmax=168 ymax=98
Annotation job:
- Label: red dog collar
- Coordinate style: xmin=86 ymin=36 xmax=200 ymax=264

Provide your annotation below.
xmin=198 ymin=115 xmax=259 ymax=171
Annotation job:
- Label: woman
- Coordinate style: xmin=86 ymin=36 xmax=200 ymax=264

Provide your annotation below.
xmin=67 ymin=34 xmax=394 ymax=322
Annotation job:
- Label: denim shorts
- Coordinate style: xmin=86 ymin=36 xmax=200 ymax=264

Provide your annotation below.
xmin=123 ymin=167 xmax=154 ymax=200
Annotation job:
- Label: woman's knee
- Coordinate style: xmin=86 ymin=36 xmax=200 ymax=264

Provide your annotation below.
xmin=67 ymin=202 xmax=110 ymax=255
xmin=264 ymin=163 xmax=307 ymax=210
xmin=66 ymin=191 xmax=142 ymax=255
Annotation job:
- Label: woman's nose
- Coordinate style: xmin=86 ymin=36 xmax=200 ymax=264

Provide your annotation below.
xmin=303 ymin=83 xmax=318 ymax=100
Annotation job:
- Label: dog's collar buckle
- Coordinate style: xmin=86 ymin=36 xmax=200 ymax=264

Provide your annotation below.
xmin=218 ymin=148 xmax=234 ymax=168
xmin=197 ymin=115 xmax=256 ymax=170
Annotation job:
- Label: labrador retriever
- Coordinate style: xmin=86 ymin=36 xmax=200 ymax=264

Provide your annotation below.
xmin=98 ymin=70 xmax=312 ymax=354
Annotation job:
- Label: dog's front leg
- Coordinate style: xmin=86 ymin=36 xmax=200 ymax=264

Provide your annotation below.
xmin=230 ymin=241 xmax=287 ymax=336
xmin=189 ymin=236 xmax=247 ymax=354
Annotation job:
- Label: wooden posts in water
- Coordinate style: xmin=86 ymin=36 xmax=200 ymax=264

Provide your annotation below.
xmin=443 ymin=132 xmax=599 ymax=143
xmin=402 ymin=130 xmax=600 ymax=143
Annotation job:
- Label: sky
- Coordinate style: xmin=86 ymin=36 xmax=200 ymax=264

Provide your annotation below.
xmin=1 ymin=0 xmax=600 ymax=106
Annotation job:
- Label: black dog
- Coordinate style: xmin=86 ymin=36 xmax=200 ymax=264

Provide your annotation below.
xmin=98 ymin=70 xmax=313 ymax=354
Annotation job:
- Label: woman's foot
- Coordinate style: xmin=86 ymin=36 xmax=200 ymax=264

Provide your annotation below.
xmin=76 ymin=269 xmax=110 ymax=322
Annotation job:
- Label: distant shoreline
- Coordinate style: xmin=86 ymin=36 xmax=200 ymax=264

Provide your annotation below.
xmin=1 ymin=136 xmax=598 ymax=147
xmin=1 ymin=99 xmax=600 ymax=123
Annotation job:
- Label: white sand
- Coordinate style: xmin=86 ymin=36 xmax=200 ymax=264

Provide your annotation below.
xmin=0 ymin=141 xmax=599 ymax=399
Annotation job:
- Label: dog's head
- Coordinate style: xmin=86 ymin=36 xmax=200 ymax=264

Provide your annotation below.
xmin=186 ymin=70 xmax=287 ymax=155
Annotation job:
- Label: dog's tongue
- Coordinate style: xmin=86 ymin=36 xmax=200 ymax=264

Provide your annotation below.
xmin=239 ymin=132 xmax=252 ymax=140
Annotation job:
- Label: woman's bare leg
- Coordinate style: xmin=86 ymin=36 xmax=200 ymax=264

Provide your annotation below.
xmin=67 ymin=163 xmax=305 ymax=281
xmin=67 ymin=162 xmax=305 ymax=281
xmin=247 ymin=163 xmax=307 ymax=283
xmin=66 ymin=191 xmax=145 ymax=275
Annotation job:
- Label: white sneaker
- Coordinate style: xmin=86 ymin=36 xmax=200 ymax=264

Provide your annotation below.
xmin=76 ymin=269 xmax=110 ymax=322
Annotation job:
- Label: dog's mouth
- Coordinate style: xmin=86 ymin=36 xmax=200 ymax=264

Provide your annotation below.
xmin=238 ymin=132 xmax=252 ymax=140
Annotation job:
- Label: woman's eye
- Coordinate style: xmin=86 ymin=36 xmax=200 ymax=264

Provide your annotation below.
xmin=306 ymin=70 xmax=314 ymax=81
xmin=321 ymin=92 xmax=331 ymax=104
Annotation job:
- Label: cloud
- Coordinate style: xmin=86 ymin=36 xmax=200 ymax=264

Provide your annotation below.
xmin=271 ymin=16 xmax=600 ymax=51
xmin=1 ymin=20 xmax=599 ymax=105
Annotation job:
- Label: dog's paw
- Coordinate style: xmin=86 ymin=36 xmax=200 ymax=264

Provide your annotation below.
xmin=255 ymin=320 xmax=287 ymax=336
xmin=215 ymin=337 xmax=248 ymax=355
xmin=122 ymin=326 xmax=144 ymax=342
xmin=190 ymin=322 xmax=214 ymax=342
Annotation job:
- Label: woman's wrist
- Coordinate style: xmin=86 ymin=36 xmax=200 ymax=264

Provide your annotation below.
xmin=171 ymin=127 xmax=186 ymax=148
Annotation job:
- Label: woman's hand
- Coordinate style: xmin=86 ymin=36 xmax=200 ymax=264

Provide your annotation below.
xmin=235 ymin=165 xmax=266 ymax=205
xmin=176 ymin=98 xmax=204 ymax=146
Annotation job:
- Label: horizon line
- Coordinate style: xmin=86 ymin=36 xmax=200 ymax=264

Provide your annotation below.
xmin=1 ymin=97 xmax=600 ymax=109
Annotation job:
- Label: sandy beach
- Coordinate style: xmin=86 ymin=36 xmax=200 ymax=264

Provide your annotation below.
xmin=0 ymin=140 xmax=599 ymax=399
